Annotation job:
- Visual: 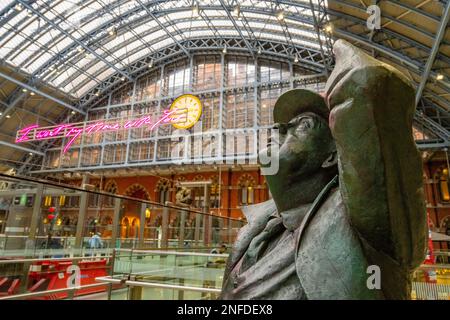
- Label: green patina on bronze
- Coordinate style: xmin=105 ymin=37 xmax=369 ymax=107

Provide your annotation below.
xmin=220 ymin=40 xmax=427 ymax=300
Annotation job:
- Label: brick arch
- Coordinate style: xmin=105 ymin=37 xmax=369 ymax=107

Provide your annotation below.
xmin=441 ymin=215 xmax=450 ymax=229
xmin=238 ymin=173 xmax=256 ymax=187
xmin=155 ymin=178 xmax=171 ymax=192
xmin=104 ymin=180 xmax=118 ymax=194
xmin=124 ymin=183 xmax=150 ymax=200
xmin=193 ymin=174 xmax=205 ymax=181
xmin=174 ymin=176 xmax=186 ymax=186
xmin=209 ymin=175 xmax=221 ymax=191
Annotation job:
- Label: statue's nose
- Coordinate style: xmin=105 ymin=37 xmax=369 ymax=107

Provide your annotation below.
xmin=273 ymin=123 xmax=287 ymax=135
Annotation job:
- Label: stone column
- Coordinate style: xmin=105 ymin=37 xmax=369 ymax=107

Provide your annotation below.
xmin=110 ymin=197 xmax=122 ymax=249
xmin=139 ymin=203 xmax=146 ymax=248
xmin=74 ymin=175 xmax=89 ymax=251
xmin=161 ymin=204 xmax=169 ymax=248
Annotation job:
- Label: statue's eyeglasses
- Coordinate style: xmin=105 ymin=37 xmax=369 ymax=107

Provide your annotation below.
xmin=273 ymin=123 xmax=291 ymax=134
xmin=273 ymin=116 xmax=315 ymax=134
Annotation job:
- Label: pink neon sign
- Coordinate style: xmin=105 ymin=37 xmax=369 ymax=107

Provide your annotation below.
xmin=16 ymin=108 xmax=188 ymax=153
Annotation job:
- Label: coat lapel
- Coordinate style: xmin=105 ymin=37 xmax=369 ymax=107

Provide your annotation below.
xmin=222 ymin=199 xmax=277 ymax=283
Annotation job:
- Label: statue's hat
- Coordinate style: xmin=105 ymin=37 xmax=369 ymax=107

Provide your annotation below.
xmin=273 ymin=89 xmax=329 ymax=123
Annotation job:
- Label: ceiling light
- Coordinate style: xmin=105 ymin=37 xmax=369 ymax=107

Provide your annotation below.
xmin=233 ymin=5 xmax=240 ymax=18
xmin=192 ymin=3 xmax=199 ymax=16
xmin=121 ymin=77 xmax=126 ymax=81
xmin=15 ymin=3 xmax=23 ymax=11
xmin=22 ymin=88 xmax=28 ymax=93
xmin=30 ymin=92 xmax=35 ymax=96
xmin=71 ymin=111 xmax=76 ymax=115
xmin=257 ymin=47 xmax=262 ymax=55
xmin=108 ymin=27 xmax=116 ymax=36
xmin=5 ymin=115 xmax=11 ymax=119
xmin=223 ymin=46 xmax=227 ymax=54
xmin=277 ymin=11 xmax=284 ymax=21
xmin=294 ymin=55 xmax=299 ymax=63
xmin=77 ymin=47 xmax=84 ymax=53
xmin=436 ymin=74 xmax=444 ymax=81
xmin=29 ymin=152 xmax=33 ymax=156
xmin=0 ymin=112 xmax=2 ymax=116
xmin=95 ymin=92 xmax=100 ymax=96
xmin=324 ymin=24 xmax=333 ymax=33
xmin=148 ymin=59 xmax=154 ymax=68
xmin=27 ymin=10 xmax=32 ymax=17
xmin=262 ymin=104 xmax=267 ymax=109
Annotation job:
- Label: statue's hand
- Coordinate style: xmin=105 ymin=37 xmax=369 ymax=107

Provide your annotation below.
xmin=325 ymin=40 xmax=385 ymax=111
xmin=325 ymin=40 xmax=412 ymax=114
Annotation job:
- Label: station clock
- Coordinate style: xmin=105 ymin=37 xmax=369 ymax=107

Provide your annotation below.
xmin=169 ymin=94 xmax=203 ymax=129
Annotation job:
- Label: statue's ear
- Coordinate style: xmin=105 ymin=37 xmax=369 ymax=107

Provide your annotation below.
xmin=322 ymin=151 xmax=338 ymax=168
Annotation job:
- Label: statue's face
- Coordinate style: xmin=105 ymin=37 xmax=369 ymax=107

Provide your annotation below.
xmin=260 ymin=112 xmax=335 ymax=179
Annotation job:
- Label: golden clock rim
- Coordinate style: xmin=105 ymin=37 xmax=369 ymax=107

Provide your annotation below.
xmin=170 ymin=94 xmax=203 ymax=129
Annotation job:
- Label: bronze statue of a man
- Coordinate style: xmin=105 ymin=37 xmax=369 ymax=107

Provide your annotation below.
xmin=220 ymin=40 xmax=427 ymax=300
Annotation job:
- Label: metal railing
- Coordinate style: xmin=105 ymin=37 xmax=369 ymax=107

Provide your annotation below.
xmin=0 ymin=282 xmax=110 ymax=300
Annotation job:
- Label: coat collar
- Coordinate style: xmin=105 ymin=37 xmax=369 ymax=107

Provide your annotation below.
xmin=241 ymin=199 xmax=277 ymax=225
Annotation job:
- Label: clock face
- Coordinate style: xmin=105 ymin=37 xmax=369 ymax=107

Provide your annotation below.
xmin=169 ymin=94 xmax=203 ymax=129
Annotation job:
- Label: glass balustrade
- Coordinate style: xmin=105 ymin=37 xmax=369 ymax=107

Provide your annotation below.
xmin=97 ymin=249 xmax=228 ymax=300
xmin=0 ymin=173 xmax=244 ymax=300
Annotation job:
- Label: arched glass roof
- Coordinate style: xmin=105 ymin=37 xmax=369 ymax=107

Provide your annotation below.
xmin=0 ymin=0 xmax=447 ymax=115
xmin=0 ymin=0 xmax=329 ymax=98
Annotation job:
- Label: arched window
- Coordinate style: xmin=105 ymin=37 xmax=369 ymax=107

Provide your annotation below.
xmin=103 ymin=180 xmax=118 ymax=207
xmin=156 ymin=179 xmax=171 ymax=204
xmin=238 ymin=174 xmax=255 ymax=205
xmin=88 ymin=184 xmax=101 ymax=207
xmin=441 ymin=216 xmax=450 ymax=234
xmin=210 ymin=176 xmax=220 ymax=208
xmin=191 ymin=175 xmax=206 ymax=208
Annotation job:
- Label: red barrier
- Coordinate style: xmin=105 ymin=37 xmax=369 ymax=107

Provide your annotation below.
xmin=27 ymin=259 xmax=110 ymax=300
xmin=0 ymin=278 xmax=20 ymax=296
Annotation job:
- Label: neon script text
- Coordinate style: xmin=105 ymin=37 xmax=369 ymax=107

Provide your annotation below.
xmin=16 ymin=109 xmax=187 ymax=153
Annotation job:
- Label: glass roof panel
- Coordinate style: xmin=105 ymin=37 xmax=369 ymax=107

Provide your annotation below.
xmin=7 ymin=9 xmax=27 ymax=26
xmin=57 ymin=65 xmax=81 ymax=86
xmin=16 ymin=18 xmax=40 ymax=39
xmin=124 ymin=49 xmax=150 ymax=67
xmin=12 ymin=42 xmax=40 ymax=65
xmin=27 ymin=52 xmax=52 ymax=73
xmin=77 ymin=79 xmax=98 ymax=97
xmin=103 ymin=31 xmax=136 ymax=51
xmin=0 ymin=47 xmax=12 ymax=58
xmin=76 ymin=14 xmax=111 ymax=36
xmin=0 ymin=25 xmax=10 ymax=39
xmin=69 ymin=75 xmax=89 ymax=90
xmin=76 ymin=61 xmax=106 ymax=82
xmin=0 ymin=1 xmax=14 ymax=11
xmin=89 ymin=67 xmax=115 ymax=87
